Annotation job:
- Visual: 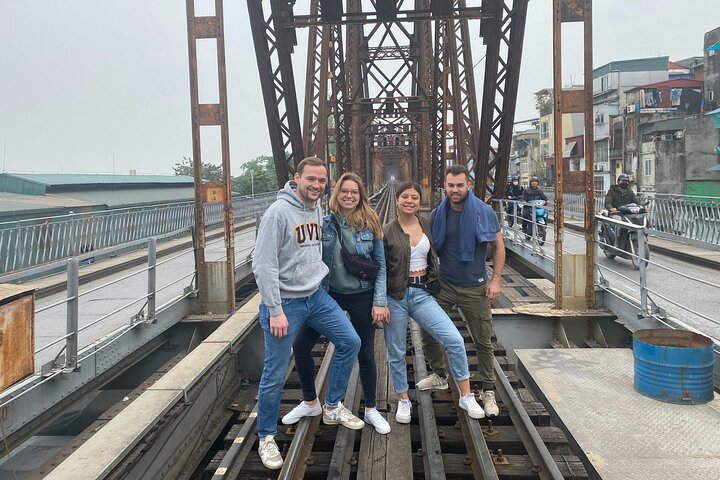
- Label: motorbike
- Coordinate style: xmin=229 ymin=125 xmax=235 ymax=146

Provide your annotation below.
xmin=522 ymin=200 xmax=548 ymax=246
xmin=505 ymin=200 xmax=521 ymax=227
xmin=598 ymin=203 xmax=650 ymax=269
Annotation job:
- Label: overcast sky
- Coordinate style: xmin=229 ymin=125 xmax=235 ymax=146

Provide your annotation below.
xmin=0 ymin=1 xmax=717 ymax=176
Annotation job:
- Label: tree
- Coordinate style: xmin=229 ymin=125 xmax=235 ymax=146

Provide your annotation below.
xmin=534 ymin=88 xmax=554 ymax=117
xmin=172 ymin=156 xmax=223 ymax=181
xmin=232 ymin=155 xmax=277 ymax=196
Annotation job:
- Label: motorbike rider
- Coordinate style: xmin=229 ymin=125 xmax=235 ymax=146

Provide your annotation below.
xmin=504 ymin=175 xmax=523 ymax=226
xmin=603 ymin=174 xmax=642 ymax=247
xmin=521 ymin=176 xmax=547 ymax=234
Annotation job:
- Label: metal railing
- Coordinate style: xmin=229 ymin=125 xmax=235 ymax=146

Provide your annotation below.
xmin=649 ymin=194 xmax=720 ymax=246
xmin=0 ymin=193 xmax=275 ymax=274
xmin=545 ymin=191 xmax=720 ymax=247
xmin=499 ymin=204 xmax=720 ymax=381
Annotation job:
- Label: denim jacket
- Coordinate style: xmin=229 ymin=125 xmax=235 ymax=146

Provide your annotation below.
xmin=321 ymin=214 xmax=388 ymax=307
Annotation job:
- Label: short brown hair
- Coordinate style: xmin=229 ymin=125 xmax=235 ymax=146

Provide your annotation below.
xmin=296 ymin=156 xmax=327 ymax=176
xmin=444 ymin=164 xmax=470 ymax=181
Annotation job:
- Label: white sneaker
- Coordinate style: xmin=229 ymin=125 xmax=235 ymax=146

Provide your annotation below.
xmin=258 ymin=434 xmax=283 ymax=470
xmin=281 ymin=399 xmax=322 ymax=425
xmin=416 ymin=373 xmax=449 ymax=391
xmin=364 ymin=407 xmax=391 ymax=434
xmin=482 ymin=390 xmax=499 ymax=416
xmin=395 ymin=399 xmax=412 ymax=424
xmin=323 ymin=401 xmax=364 ymax=429
xmin=458 ymin=393 xmax=485 ymax=419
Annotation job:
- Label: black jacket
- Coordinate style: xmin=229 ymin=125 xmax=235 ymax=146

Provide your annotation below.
xmin=383 ymin=215 xmax=440 ymax=300
xmin=604 ymin=185 xmax=640 ymax=210
xmin=505 ymin=183 xmax=523 ymax=199
xmin=522 ymin=186 xmax=547 ymax=203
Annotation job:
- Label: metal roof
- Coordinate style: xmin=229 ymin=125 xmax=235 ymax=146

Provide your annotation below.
xmin=593 ymin=56 xmax=669 ymax=79
xmin=0 ymin=192 xmax=92 ymax=211
xmin=61 ymin=187 xmax=195 ymax=207
xmin=0 ymin=173 xmax=194 ymax=187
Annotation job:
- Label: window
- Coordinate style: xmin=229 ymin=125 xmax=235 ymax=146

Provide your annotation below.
xmin=644 ymin=157 xmax=653 ymax=177
xmin=540 ymin=122 xmax=549 ymax=139
xmin=709 ymin=91 xmax=715 ymax=102
xmin=594 ymin=176 xmax=605 ymax=192
xmin=601 ymin=76 xmax=608 ymax=92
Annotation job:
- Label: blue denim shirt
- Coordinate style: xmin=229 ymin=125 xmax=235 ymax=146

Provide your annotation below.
xmin=321 ymin=214 xmax=388 ymax=307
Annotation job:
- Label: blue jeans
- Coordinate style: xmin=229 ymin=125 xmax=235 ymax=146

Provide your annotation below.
xmin=384 ymin=286 xmax=470 ymax=393
xmin=256 ymin=288 xmax=361 ymax=438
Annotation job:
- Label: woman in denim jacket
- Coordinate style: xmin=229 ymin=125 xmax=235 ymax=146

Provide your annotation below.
xmin=281 ymin=172 xmax=392 ymax=434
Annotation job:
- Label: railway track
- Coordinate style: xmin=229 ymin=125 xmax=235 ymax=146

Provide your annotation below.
xmin=199 ymin=307 xmax=588 ymax=479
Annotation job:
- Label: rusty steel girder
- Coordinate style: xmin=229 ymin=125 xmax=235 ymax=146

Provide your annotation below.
xmin=303 ymin=1 xmax=350 ymax=176
xmin=247 ymin=0 xmax=304 ymax=186
xmin=185 ymin=0 xmax=235 ymax=314
xmin=248 ymin=0 xmax=524 ymax=203
xmin=475 ymin=0 xmax=529 ymax=201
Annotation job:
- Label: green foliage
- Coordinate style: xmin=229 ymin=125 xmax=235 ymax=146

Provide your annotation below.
xmin=232 ymin=155 xmax=278 ymax=196
xmin=172 ymin=156 xmax=223 ymax=181
xmin=534 ymin=88 xmax=554 ymax=117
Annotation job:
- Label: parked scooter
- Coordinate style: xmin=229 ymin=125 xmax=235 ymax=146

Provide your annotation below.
xmin=522 ymin=199 xmax=548 ymax=246
xmin=598 ymin=203 xmax=650 ymax=269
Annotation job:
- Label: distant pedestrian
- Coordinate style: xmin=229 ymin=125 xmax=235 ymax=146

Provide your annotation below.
xmin=252 ymin=157 xmax=362 ymax=470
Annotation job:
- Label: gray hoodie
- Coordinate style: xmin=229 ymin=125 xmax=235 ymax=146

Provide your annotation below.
xmin=252 ymin=181 xmax=328 ymax=316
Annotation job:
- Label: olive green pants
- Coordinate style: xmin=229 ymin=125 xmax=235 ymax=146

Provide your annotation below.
xmin=420 ymin=279 xmax=495 ymax=390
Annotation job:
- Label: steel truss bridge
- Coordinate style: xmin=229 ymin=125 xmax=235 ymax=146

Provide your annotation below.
xmin=246 ymin=0 xmax=528 ymax=201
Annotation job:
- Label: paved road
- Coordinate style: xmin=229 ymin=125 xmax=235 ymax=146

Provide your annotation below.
xmin=33 ymin=228 xmax=257 ymax=368
xmin=502 ymin=220 xmax=720 ymax=342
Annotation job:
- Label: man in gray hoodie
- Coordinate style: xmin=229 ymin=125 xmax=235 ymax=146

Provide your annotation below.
xmin=252 ymin=157 xmax=363 ymax=470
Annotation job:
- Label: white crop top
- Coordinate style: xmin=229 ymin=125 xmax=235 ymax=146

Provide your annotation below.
xmin=409 ymin=233 xmax=430 ymax=273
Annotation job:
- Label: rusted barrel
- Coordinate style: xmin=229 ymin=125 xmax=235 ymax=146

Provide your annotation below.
xmin=633 ymin=329 xmax=714 ymax=404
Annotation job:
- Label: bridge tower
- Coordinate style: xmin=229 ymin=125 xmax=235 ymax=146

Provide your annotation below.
xmin=248 ymin=0 xmax=529 ymax=203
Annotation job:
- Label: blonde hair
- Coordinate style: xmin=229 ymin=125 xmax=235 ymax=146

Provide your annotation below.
xmin=329 ymin=173 xmax=383 ymax=238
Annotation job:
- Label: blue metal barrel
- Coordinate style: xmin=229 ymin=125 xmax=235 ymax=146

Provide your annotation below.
xmin=633 ymin=329 xmax=714 ymax=404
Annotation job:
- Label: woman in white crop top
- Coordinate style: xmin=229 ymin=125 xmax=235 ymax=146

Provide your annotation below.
xmin=382 ymin=182 xmax=485 ymax=424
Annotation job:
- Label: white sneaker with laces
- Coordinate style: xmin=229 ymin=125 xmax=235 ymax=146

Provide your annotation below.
xmin=458 ymin=393 xmax=485 ymax=419
xmin=281 ymin=399 xmax=322 ymax=425
xmin=323 ymin=401 xmax=364 ymax=429
xmin=258 ymin=434 xmax=283 ymax=470
xmin=395 ymin=399 xmax=412 ymax=424
xmin=482 ymin=390 xmax=499 ymax=416
xmin=364 ymin=407 xmax=391 ymax=434
xmin=415 ymin=373 xmax=449 ymax=391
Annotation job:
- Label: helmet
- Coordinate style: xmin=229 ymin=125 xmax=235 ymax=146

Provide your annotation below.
xmin=617 ymin=174 xmax=630 ymax=183
xmin=511 ymin=175 xmax=519 ymax=181
xmin=529 ymin=176 xmax=539 ymax=184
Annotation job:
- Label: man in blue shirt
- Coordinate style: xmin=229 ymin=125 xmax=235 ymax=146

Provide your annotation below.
xmin=416 ymin=165 xmax=505 ymax=417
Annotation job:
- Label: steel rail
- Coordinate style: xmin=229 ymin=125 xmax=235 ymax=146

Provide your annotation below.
xmin=210 ymin=354 xmax=303 ymax=480
xmin=277 ymin=343 xmax=336 ymax=480
xmin=326 ymin=362 xmax=361 ymax=480
xmin=408 ymin=320 xmax=447 ymax=479
xmin=453 ymin=308 xmax=562 ymax=479
xmin=492 ymin=360 xmax=564 ymax=480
